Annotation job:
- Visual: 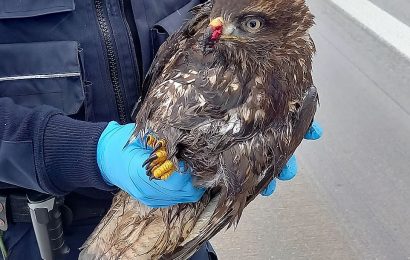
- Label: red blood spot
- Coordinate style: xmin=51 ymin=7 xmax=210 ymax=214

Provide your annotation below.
xmin=211 ymin=28 xmax=223 ymax=41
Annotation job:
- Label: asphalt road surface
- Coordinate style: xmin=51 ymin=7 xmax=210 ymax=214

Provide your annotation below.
xmin=211 ymin=0 xmax=410 ymax=259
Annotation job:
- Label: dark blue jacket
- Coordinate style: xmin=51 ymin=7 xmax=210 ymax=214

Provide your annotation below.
xmin=0 ymin=0 xmax=216 ymax=259
xmin=0 ymin=0 xmax=201 ymax=195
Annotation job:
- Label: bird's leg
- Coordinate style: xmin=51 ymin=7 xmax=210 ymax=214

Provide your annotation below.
xmin=142 ymin=134 xmax=176 ymax=180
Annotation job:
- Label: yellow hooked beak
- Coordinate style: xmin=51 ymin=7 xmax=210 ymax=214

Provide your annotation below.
xmin=203 ymin=17 xmax=237 ymax=51
xmin=209 ymin=17 xmax=238 ymax=41
xmin=209 ymin=17 xmax=224 ymax=30
xmin=203 ymin=17 xmax=224 ymax=49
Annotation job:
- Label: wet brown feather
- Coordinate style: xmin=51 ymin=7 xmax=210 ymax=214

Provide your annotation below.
xmin=80 ymin=1 xmax=318 ymax=259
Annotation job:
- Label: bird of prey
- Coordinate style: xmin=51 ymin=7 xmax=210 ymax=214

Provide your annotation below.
xmin=80 ymin=0 xmax=318 ymax=259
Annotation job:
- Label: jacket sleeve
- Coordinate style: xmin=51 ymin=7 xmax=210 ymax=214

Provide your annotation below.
xmin=0 ymin=97 xmax=114 ymax=195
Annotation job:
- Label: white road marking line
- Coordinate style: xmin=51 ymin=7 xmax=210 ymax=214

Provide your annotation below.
xmin=329 ymin=0 xmax=410 ymax=60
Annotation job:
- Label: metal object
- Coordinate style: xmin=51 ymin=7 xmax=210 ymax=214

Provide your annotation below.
xmin=27 ymin=193 xmax=70 ymax=260
xmin=0 ymin=196 xmax=7 ymax=231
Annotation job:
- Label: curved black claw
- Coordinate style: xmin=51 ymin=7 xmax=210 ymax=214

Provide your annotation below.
xmin=145 ymin=164 xmax=154 ymax=173
xmin=152 ymin=143 xmax=164 ymax=153
xmin=149 ymin=176 xmax=161 ymax=181
xmin=142 ymin=154 xmax=158 ymax=168
xmin=145 ymin=135 xmax=155 ymax=148
xmin=142 ymin=138 xmax=168 ymax=181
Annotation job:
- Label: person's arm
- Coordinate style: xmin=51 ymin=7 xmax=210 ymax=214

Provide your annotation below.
xmin=0 ymin=97 xmax=113 ymax=195
xmin=0 ymin=97 xmax=204 ymax=207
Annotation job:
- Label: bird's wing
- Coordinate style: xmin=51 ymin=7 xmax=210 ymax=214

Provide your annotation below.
xmin=166 ymin=86 xmax=318 ymax=260
xmin=130 ymin=1 xmax=212 ymax=121
xmin=127 ymin=2 xmax=214 ymax=147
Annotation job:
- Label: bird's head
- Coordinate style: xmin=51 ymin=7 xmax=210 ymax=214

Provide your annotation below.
xmin=203 ymin=0 xmax=315 ymax=72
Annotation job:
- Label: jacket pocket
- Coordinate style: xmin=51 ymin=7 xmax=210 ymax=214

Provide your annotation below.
xmin=0 ymin=41 xmax=85 ymax=116
xmin=150 ymin=0 xmax=201 ymax=56
xmin=0 ymin=0 xmax=75 ymax=19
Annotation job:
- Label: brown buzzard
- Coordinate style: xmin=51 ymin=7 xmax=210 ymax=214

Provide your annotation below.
xmin=80 ymin=0 xmax=318 ymax=259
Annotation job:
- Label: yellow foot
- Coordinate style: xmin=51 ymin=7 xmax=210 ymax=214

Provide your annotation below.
xmin=142 ymin=135 xmax=176 ymax=180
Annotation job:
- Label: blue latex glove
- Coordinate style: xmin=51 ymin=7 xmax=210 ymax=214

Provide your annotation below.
xmin=261 ymin=122 xmax=323 ymax=196
xmin=97 ymin=122 xmax=205 ymax=208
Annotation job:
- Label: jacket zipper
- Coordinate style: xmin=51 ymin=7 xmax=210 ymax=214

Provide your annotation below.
xmin=94 ymin=0 xmax=127 ymax=124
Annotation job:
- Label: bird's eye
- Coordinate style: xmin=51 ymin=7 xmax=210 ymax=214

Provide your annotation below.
xmin=243 ymin=18 xmax=263 ymax=32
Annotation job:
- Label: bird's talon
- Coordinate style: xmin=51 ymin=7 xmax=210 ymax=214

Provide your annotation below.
xmin=146 ymin=134 xmax=157 ymax=148
xmin=149 ymin=175 xmax=161 ymax=181
xmin=142 ymin=154 xmax=159 ymax=168
xmin=143 ymin=137 xmax=174 ymax=180
xmin=153 ymin=144 xmax=163 ymax=153
xmin=152 ymin=160 xmax=176 ymax=179
xmin=153 ymin=139 xmax=166 ymax=151
xmin=158 ymin=139 xmax=166 ymax=147
xmin=146 ymin=164 xmax=154 ymax=172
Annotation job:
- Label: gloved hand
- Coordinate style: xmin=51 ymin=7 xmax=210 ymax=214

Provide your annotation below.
xmin=97 ymin=122 xmax=205 ymax=208
xmin=261 ymin=121 xmax=323 ymax=196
